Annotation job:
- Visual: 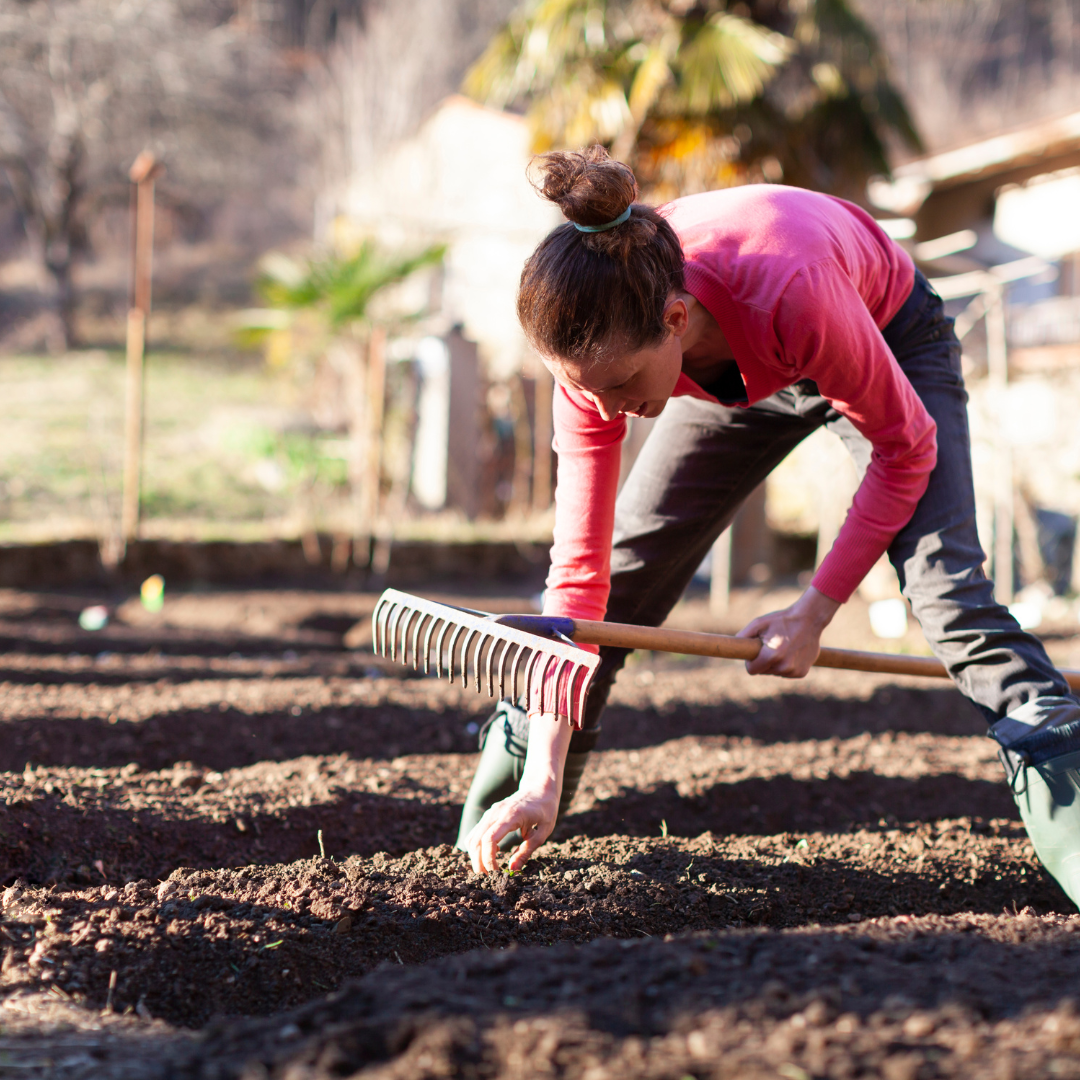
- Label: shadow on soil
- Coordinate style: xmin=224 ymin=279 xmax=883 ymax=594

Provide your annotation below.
xmin=0 ymin=788 xmax=461 ymax=886
xmin=599 ymin=683 xmax=984 ymax=747
xmin=0 ymin=703 xmax=477 ymax=773
xmin=2 ymin=683 xmax=985 ymax=774
xmin=567 ymin=772 xmax=1017 ymax=838
xmin=173 ymin=916 xmax=1080 ymax=1079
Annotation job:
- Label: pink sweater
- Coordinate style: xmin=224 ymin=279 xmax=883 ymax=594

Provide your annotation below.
xmin=544 ymin=185 xmax=937 ymax=631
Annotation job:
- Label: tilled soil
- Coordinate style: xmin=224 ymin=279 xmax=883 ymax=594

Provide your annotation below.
xmin=1 ymin=585 xmax=1079 ymax=1078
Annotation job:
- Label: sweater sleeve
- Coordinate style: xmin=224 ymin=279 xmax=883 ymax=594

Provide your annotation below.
xmin=526 ymin=385 xmax=624 ymax=724
xmin=775 ymin=260 xmax=938 ymax=603
xmin=542 ymin=384 xmax=626 ymax=628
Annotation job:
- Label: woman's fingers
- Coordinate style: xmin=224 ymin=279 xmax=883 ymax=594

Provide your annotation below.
xmin=480 ymin=824 xmax=502 ymax=875
xmin=465 ymin=790 xmax=559 ymax=874
xmin=735 ymin=616 xmax=768 ymax=641
xmin=737 ymin=612 xmax=818 ymax=678
xmin=466 ymin=807 xmax=513 ymax=874
xmin=738 ymin=615 xmax=779 ymax=674
xmin=508 ymin=823 xmax=545 ymax=873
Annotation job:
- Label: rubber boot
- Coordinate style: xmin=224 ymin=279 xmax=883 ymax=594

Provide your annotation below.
xmin=1004 ymin=747 xmax=1080 ymax=907
xmin=455 ymin=701 xmax=528 ymax=850
xmin=455 ymin=701 xmax=596 ymax=852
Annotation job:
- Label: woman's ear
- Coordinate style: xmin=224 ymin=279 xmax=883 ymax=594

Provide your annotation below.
xmin=662 ymin=295 xmax=691 ymax=337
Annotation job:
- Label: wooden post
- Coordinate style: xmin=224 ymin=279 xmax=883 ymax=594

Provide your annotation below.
xmin=121 ymin=151 xmax=165 ymax=545
xmin=362 ymin=325 xmax=387 ymax=532
xmin=986 ymin=283 xmax=1014 ymax=604
xmin=710 ymin=528 xmax=732 ymax=617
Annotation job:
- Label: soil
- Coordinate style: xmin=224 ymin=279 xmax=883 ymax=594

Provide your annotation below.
xmin=2 ymin=584 xmax=1080 ymax=1078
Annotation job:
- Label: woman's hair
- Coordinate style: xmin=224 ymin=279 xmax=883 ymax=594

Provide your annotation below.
xmin=517 ymin=146 xmax=685 ymax=362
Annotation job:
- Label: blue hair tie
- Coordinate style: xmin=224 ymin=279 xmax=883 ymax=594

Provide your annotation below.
xmin=573 ymin=206 xmax=632 ymax=233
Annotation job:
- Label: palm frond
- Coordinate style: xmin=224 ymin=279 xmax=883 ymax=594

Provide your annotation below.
xmin=674 ymin=13 xmax=792 ymax=113
xmin=255 ymin=242 xmax=446 ymax=329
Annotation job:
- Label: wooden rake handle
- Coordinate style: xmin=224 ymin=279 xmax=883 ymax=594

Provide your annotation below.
xmin=570 ymin=618 xmax=1080 ymax=692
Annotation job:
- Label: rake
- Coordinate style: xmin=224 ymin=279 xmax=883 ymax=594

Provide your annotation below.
xmin=371 ymin=588 xmax=1080 ymax=728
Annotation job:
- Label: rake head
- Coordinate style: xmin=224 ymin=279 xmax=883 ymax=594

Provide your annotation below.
xmin=371 ymin=588 xmax=599 ymax=728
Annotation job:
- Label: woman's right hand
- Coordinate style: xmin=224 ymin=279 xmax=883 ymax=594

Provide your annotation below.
xmin=464 ymin=784 xmax=560 ymax=875
xmin=466 ymin=710 xmax=572 ymax=874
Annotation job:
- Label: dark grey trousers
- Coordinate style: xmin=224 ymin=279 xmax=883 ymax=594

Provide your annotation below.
xmin=573 ymin=271 xmax=1080 ymax=764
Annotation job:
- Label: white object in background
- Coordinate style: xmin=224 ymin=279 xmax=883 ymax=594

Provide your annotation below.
xmin=1008 ymin=602 xmax=1044 ymax=630
xmin=868 ymin=598 xmax=909 ymax=640
xmin=78 ymin=605 xmax=109 ymax=631
xmin=913 ymin=229 xmax=977 ymax=262
xmin=877 ymin=217 xmax=916 ymax=240
xmin=995 ymin=168 xmax=1080 ymax=260
xmin=412 ymin=336 xmax=451 ymax=510
xmin=1008 ymin=585 xmax=1049 ymax=631
xmin=998 ymin=380 xmax=1058 ymax=448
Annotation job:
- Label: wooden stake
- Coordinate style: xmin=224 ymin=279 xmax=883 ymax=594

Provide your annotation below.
xmin=121 ymin=151 xmax=165 ymax=545
xmin=709 ymin=528 xmax=731 ymax=616
xmin=121 ymin=307 xmax=146 ymax=544
xmin=362 ymin=325 xmax=387 ymax=531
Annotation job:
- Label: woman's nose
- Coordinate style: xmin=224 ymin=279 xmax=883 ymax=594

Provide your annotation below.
xmin=590 ymin=393 xmax=621 ymax=421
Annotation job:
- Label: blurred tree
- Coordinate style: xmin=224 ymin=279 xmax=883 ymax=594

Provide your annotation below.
xmin=464 ymin=0 xmax=922 ymax=201
xmin=295 ymin=0 xmax=517 ymax=233
xmin=0 ymin=0 xmax=293 ymax=348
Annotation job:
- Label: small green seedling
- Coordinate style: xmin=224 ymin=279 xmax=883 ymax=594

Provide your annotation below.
xmin=660 ymin=819 xmax=669 ymax=838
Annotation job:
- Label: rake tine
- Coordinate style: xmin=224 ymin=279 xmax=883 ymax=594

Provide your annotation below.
xmin=393 ymin=605 xmax=409 ymax=665
xmin=485 ymin=635 xmax=500 ymax=698
xmin=511 ymin=644 xmax=530 ymax=703
xmin=473 ymin=631 xmax=489 ymax=694
xmin=523 ymin=647 xmax=545 ymax=716
xmin=388 ymin=603 xmax=407 ymax=663
xmin=446 ymin=623 xmax=467 ymax=683
xmin=378 ymin=599 xmax=396 ymax=658
xmin=497 ymin=640 xmax=515 ymax=701
xmin=371 ymin=598 xmax=384 ymax=655
xmin=541 ymin=653 xmax=560 ymax=715
xmin=462 ymin=628 xmax=481 ymax=689
xmin=412 ymin=613 xmax=429 ymax=669
xmin=403 ymin=613 xmax=419 ymax=669
xmin=402 ymin=608 xmax=422 ymax=668
xmin=374 ymin=598 xmax=394 ymax=657
xmin=435 ymin=618 xmax=452 ymax=680
xmin=422 ymin=616 xmax=440 ymax=675
xmin=574 ymin=662 xmax=590 ymax=730
xmin=552 ymin=656 xmax=572 ymax=719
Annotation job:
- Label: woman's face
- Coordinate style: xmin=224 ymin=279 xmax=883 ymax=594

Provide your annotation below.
xmin=544 ymin=297 xmax=689 ymax=422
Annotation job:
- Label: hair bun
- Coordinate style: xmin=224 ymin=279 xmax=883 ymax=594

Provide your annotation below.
xmin=531 ymin=146 xmax=637 ymax=229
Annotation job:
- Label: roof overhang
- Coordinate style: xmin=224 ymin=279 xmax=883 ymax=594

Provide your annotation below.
xmin=868 ymin=109 xmax=1080 ymax=216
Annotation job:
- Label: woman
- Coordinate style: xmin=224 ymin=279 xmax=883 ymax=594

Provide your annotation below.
xmin=459 ymin=147 xmax=1080 ymax=905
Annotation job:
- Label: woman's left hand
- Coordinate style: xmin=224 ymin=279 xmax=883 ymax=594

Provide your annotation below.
xmin=736 ymin=586 xmax=841 ymax=678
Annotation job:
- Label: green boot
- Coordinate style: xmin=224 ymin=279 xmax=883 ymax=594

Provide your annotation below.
xmin=456 ymin=701 xmax=528 ymax=850
xmin=1006 ymin=747 xmax=1080 ymax=907
xmin=455 ymin=701 xmax=596 ymax=851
